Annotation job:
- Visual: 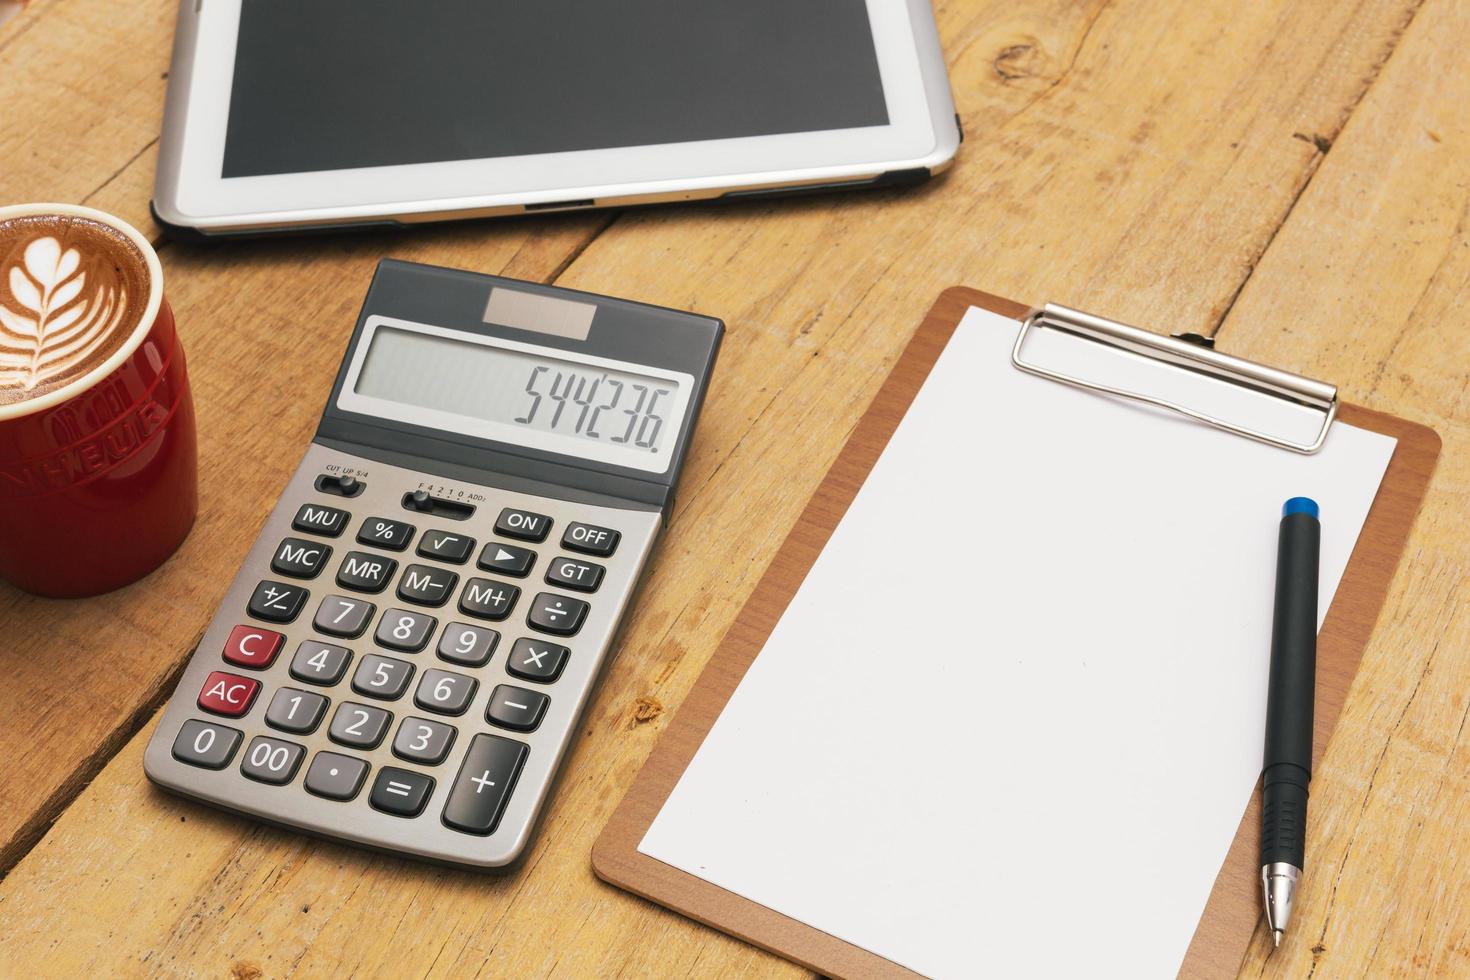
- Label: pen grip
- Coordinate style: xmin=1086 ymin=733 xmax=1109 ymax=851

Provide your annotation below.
xmin=1261 ymin=508 xmax=1318 ymax=869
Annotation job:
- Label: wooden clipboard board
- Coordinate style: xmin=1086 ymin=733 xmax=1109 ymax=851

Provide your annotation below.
xmin=592 ymin=287 xmax=1441 ymax=979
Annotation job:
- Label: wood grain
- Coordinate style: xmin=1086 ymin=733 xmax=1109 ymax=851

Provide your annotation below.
xmin=0 ymin=0 xmax=1462 ymax=976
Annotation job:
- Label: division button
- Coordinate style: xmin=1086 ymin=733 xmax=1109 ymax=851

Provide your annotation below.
xmin=441 ymin=733 xmax=529 ymax=836
xmin=247 ymin=580 xmax=310 ymax=624
xmin=505 ymin=638 xmax=569 ymax=683
xmin=526 ymin=592 xmax=589 ymax=636
xmin=485 ymin=684 xmax=549 ymax=733
xmin=477 ymin=542 xmax=536 ymax=578
xmin=561 ymin=522 xmax=619 ymax=557
xmin=370 ymin=767 xmax=435 ymax=817
xmin=304 ymin=751 xmax=370 ymax=801
xmin=495 ymin=507 xmax=552 ymax=542
xmin=171 ymin=720 xmax=243 ymax=770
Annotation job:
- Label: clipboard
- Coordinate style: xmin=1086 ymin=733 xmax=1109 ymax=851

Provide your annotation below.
xmin=592 ymin=287 xmax=1440 ymax=979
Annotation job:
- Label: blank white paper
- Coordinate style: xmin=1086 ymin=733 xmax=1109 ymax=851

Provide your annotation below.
xmin=639 ymin=307 xmax=1397 ymax=979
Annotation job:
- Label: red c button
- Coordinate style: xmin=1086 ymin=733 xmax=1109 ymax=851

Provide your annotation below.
xmin=222 ymin=625 xmax=284 ymax=668
xmin=198 ymin=671 xmax=261 ymax=717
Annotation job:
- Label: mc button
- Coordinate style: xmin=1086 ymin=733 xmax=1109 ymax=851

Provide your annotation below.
xmin=198 ymin=671 xmax=261 ymax=717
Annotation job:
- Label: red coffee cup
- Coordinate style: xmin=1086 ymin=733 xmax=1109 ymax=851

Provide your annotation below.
xmin=0 ymin=203 xmax=196 ymax=597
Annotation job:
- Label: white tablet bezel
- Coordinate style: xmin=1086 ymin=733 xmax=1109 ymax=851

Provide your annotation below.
xmin=153 ymin=0 xmax=959 ymax=233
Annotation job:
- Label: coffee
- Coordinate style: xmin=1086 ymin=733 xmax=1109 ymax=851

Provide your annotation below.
xmin=0 ymin=212 xmax=152 ymax=406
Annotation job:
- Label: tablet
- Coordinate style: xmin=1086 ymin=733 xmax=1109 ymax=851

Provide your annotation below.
xmin=153 ymin=0 xmax=961 ymax=238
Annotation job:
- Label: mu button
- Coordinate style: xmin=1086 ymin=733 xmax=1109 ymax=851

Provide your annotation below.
xmin=198 ymin=671 xmax=261 ymax=717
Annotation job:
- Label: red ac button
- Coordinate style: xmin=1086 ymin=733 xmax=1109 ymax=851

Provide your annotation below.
xmin=222 ymin=625 xmax=284 ymax=668
xmin=198 ymin=671 xmax=261 ymax=717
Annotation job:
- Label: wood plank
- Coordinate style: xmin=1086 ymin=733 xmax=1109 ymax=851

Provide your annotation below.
xmin=1206 ymin=0 xmax=1470 ymax=974
xmin=0 ymin=0 xmax=1438 ymax=976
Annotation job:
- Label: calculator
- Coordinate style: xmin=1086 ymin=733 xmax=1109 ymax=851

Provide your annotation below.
xmin=144 ymin=260 xmax=722 ymax=869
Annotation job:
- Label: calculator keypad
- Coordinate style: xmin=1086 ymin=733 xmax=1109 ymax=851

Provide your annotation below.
xmin=147 ymin=444 xmax=660 ymax=870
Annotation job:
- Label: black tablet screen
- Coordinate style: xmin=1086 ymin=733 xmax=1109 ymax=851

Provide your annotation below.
xmin=222 ymin=1 xmax=890 ymax=178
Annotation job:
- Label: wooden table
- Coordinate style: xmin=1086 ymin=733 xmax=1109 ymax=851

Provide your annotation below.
xmin=2 ymin=1 xmax=1466 ymax=976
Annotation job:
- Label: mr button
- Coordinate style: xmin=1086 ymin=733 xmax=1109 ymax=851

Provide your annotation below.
xmin=198 ymin=671 xmax=261 ymax=717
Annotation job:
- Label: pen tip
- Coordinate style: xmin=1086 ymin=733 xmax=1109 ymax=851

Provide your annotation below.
xmin=1273 ymin=930 xmax=1283 ymax=949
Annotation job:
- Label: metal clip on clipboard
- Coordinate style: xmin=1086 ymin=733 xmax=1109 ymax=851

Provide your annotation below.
xmin=1011 ymin=303 xmax=1339 ymax=454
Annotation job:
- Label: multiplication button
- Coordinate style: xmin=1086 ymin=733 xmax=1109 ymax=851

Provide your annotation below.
xmin=441 ymin=733 xmax=528 ymax=835
xmin=506 ymin=638 xmax=569 ymax=683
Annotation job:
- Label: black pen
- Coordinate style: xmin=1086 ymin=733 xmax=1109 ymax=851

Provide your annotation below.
xmin=1261 ymin=496 xmax=1319 ymax=947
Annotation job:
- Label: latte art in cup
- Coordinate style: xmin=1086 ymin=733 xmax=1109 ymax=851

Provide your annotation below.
xmin=0 ymin=213 xmax=152 ymax=405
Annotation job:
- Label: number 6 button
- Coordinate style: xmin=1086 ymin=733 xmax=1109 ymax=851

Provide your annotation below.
xmin=414 ymin=669 xmax=477 ymax=716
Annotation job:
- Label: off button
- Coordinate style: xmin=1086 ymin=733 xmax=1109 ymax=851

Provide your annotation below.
xmin=562 ymin=522 xmax=620 ymax=557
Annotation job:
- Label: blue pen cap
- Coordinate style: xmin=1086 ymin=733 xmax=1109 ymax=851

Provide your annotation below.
xmin=1283 ymin=496 xmax=1320 ymax=519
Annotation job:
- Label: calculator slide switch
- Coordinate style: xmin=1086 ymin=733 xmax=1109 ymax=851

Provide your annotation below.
xmin=315 ymin=473 xmax=364 ymax=497
xmin=197 ymin=671 xmax=261 ymax=717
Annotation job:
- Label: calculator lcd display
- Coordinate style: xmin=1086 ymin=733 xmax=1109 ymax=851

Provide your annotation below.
xmin=353 ymin=326 xmax=683 ymax=466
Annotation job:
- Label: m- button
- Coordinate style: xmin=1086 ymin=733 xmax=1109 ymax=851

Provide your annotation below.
xmin=495 ymin=507 xmax=551 ymax=542
xmin=197 ymin=670 xmax=261 ymax=717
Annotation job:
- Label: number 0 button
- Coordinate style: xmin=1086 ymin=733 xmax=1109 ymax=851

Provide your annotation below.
xmin=414 ymin=669 xmax=477 ymax=716
xmin=171 ymin=720 xmax=242 ymax=770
